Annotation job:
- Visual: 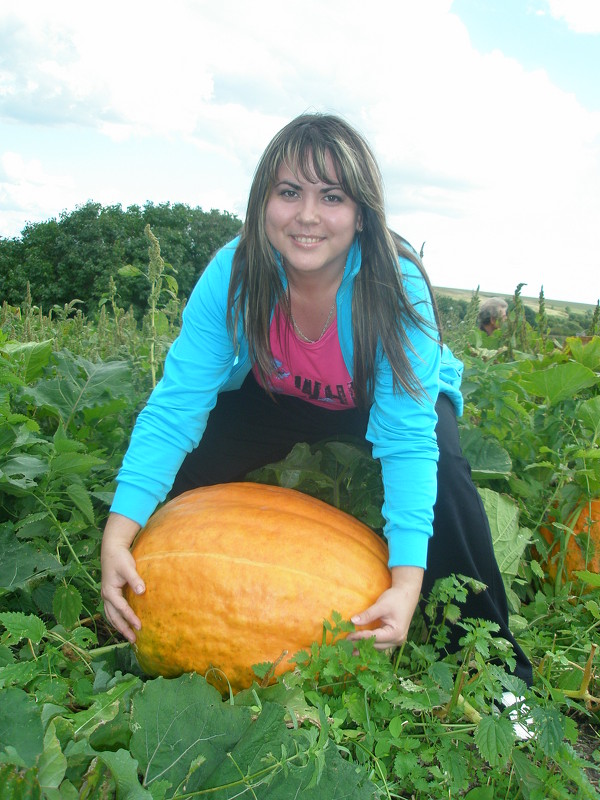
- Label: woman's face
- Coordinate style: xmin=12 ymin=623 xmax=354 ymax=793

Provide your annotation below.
xmin=264 ymin=151 xmax=362 ymax=282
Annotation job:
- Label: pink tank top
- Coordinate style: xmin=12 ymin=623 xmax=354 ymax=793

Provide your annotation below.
xmin=253 ymin=306 xmax=355 ymax=409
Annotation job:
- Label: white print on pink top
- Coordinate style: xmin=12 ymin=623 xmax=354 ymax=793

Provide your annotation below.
xmin=252 ymin=306 xmax=356 ymax=409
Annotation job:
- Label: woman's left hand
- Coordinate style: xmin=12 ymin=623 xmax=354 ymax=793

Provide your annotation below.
xmin=347 ymin=565 xmax=424 ymax=650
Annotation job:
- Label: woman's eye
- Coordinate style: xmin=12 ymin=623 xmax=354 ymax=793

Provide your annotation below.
xmin=324 ymin=194 xmax=343 ymax=203
xmin=280 ymin=189 xmax=298 ymax=199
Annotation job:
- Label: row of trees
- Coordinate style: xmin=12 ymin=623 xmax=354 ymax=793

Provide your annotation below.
xmin=1 ymin=202 xmax=596 ymax=340
xmin=0 ymin=201 xmax=242 ymax=316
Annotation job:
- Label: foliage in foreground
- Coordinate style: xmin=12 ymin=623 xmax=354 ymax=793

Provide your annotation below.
xmin=0 ymin=263 xmax=599 ymax=797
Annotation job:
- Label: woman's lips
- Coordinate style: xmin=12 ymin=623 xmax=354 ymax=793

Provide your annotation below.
xmin=291 ymin=235 xmax=325 ymax=245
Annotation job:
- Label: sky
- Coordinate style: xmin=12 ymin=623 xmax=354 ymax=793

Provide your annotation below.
xmin=1 ymin=0 xmax=599 ymax=305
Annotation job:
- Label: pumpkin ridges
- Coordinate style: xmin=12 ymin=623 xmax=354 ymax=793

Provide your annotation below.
xmin=135 ymin=483 xmax=388 ymax=561
xmin=134 ymin=551 xmax=381 ymax=599
xmin=125 ymin=482 xmax=391 ymax=691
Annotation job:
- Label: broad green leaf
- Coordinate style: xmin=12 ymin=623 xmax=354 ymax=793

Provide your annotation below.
xmin=574 ymin=569 xmax=600 ymax=588
xmin=14 ymin=512 xmax=52 ymax=539
xmin=151 ymin=310 xmax=170 ymax=337
xmin=566 ymin=335 xmax=600 ymax=369
xmin=0 ymin=644 xmax=14 ymax=666
xmin=25 ymin=353 xmax=133 ymax=425
xmin=0 ymin=612 xmax=47 ymax=644
xmin=70 ymin=677 xmax=140 ymax=741
xmin=0 ymin=660 xmax=40 ymax=691
xmin=53 ymin=584 xmax=83 ymax=629
xmin=511 ymin=748 xmax=547 ymax=795
xmin=438 ymin=746 xmax=469 ymax=793
xmin=388 ymin=715 xmax=407 ymax=739
xmin=0 ymin=340 xmax=54 ymax=383
xmin=50 ymin=452 xmax=105 ymax=476
xmin=479 ymin=489 xmax=531 ymax=588
xmin=0 ymin=763 xmax=42 ymax=799
xmin=97 ymin=750 xmax=153 ymax=800
xmin=200 ymin=702 xmax=374 ymax=799
xmin=234 ymin=681 xmax=318 ymax=727
xmin=465 ymin=788 xmax=494 ymax=800
xmin=210 ymin=708 xmax=373 ymax=800
xmin=72 ymin=758 xmax=115 ymax=800
xmin=52 ymin=425 xmax=84 ymax=454
xmin=519 ymin=362 xmax=598 ymax=405
xmin=530 ymin=706 xmax=564 ymax=757
xmin=474 ymin=714 xmax=514 ymax=766
xmin=66 ymin=483 xmax=96 ymax=524
xmin=195 ymin=702 xmax=291 ymax=794
xmin=118 ymin=263 xmax=143 ymax=278
xmin=42 ymin=784 xmax=78 ymax=800
xmin=0 ymin=688 xmax=44 ymax=767
xmin=0 ymin=454 xmax=48 ymax=482
xmin=36 ymin=722 xmax=67 ymax=791
xmin=130 ymin=674 xmax=252 ymax=793
xmin=460 ymin=428 xmax=512 ymax=479
xmin=579 ymin=395 xmax=600 ymax=441
xmin=0 ymin=528 xmax=63 ymax=592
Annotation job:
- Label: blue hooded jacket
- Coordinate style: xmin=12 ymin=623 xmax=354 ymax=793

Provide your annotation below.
xmin=111 ymin=238 xmax=464 ymax=568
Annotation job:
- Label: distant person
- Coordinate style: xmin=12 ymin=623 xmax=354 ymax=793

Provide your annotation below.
xmin=478 ymin=297 xmax=508 ymax=335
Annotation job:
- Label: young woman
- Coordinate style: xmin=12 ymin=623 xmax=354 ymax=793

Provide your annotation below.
xmin=101 ymin=113 xmax=532 ymax=685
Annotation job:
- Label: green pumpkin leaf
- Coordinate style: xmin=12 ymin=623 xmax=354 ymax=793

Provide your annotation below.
xmin=37 ymin=722 xmax=67 ymax=791
xmin=96 ymin=750 xmax=153 ymax=800
xmin=519 ymin=362 xmax=597 ymax=405
xmin=0 ymin=688 xmax=45 ymax=767
xmin=0 ymin=528 xmax=63 ymax=592
xmin=460 ymin=428 xmax=512 ymax=479
xmin=478 ymin=489 xmax=531 ymax=589
xmin=130 ymin=674 xmax=252 ymax=793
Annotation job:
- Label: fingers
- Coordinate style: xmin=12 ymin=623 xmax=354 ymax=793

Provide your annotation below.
xmin=119 ymin=560 xmax=145 ymax=598
xmin=101 ymin=514 xmax=146 ymax=643
xmin=351 ymin=605 xmax=379 ymax=628
xmin=101 ymin=561 xmax=145 ymax=643
xmin=347 ymin=587 xmax=415 ymax=649
xmin=347 ymin=623 xmax=404 ymax=650
xmin=104 ymin=593 xmax=142 ymax=644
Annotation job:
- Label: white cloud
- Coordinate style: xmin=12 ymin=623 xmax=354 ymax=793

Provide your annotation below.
xmin=544 ymin=0 xmax=600 ymax=33
xmin=0 ymin=152 xmax=77 ymax=234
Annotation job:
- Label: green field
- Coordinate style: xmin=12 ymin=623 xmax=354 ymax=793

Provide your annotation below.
xmin=434 ymin=285 xmax=597 ymax=318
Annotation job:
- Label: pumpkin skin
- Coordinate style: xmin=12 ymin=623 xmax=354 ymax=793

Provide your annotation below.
xmin=539 ymin=499 xmax=600 ymax=581
xmin=125 ymin=482 xmax=391 ymax=692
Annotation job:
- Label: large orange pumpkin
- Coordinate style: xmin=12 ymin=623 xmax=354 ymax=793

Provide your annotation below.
xmin=125 ymin=482 xmax=391 ymax=692
xmin=539 ymin=499 xmax=600 ymax=581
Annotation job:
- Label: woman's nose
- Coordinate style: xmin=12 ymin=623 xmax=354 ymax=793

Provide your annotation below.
xmin=296 ymin=197 xmax=319 ymax=224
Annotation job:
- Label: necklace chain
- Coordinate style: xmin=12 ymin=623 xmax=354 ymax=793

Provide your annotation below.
xmin=289 ymin=299 xmax=336 ymax=343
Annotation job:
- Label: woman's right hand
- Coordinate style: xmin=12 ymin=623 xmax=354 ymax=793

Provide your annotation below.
xmin=101 ymin=512 xmax=145 ymax=643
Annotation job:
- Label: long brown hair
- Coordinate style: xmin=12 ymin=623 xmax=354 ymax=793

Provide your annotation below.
xmin=227 ymin=113 xmax=440 ymax=408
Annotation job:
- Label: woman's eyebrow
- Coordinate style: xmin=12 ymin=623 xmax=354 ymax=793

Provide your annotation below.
xmin=273 ymin=178 xmax=344 ymax=192
xmin=274 ymin=179 xmax=301 ymax=190
xmin=320 ymin=184 xmax=342 ymax=192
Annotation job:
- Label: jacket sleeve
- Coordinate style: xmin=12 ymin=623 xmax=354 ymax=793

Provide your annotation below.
xmin=366 ymin=258 xmax=441 ymax=569
xmin=110 ymin=241 xmax=239 ymax=527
